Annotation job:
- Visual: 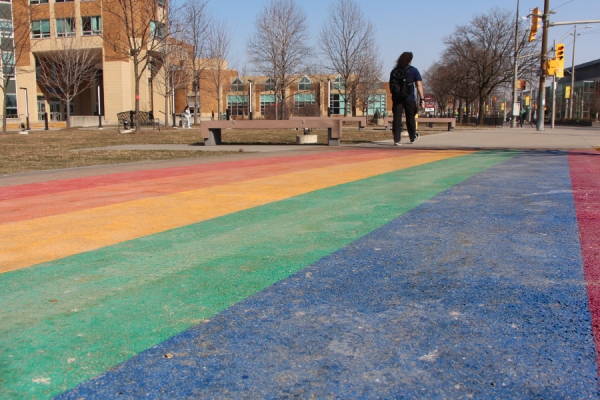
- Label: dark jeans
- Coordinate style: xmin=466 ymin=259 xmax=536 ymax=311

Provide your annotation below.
xmin=392 ymin=98 xmax=417 ymax=143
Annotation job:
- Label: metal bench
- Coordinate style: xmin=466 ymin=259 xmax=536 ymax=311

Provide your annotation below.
xmin=290 ymin=116 xmax=367 ymax=131
xmin=200 ymin=118 xmax=343 ymax=146
xmin=116 ymin=111 xmax=160 ymax=133
xmin=383 ymin=116 xmax=455 ymax=131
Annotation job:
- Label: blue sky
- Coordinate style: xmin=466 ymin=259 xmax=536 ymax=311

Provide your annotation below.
xmin=208 ymin=0 xmax=599 ymax=75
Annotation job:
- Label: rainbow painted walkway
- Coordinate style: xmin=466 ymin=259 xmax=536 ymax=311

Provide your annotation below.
xmin=2 ymin=148 xmax=600 ymax=398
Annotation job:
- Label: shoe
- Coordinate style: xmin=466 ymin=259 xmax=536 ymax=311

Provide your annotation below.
xmin=394 ymin=142 xmax=401 ymax=146
xmin=411 ymin=133 xmax=419 ymax=143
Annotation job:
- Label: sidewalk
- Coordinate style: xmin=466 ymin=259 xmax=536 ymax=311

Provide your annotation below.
xmin=365 ymin=125 xmax=600 ymax=150
xmin=78 ymin=125 xmax=600 ymax=153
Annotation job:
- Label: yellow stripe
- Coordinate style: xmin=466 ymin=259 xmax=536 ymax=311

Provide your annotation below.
xmin=0 ymin=151 xmax=471 ymax=273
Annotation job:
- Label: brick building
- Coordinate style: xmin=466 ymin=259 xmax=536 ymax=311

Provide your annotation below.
xmin=2 ymin=0 xmax=183 ymax=128
xmin=192 ymin=72 xmax=391 ymax=120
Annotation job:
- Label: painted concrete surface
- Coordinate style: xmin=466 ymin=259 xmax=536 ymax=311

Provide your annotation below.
xmin=1 ymin=145 xmax=600 ymax=398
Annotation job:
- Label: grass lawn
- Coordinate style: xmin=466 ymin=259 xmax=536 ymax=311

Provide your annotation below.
xmin=0 ymin=122 xmax=471 ymax=175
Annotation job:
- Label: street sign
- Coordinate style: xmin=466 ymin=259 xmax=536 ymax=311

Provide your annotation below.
xmin=423 ymin=94 xmax=435 ymax=112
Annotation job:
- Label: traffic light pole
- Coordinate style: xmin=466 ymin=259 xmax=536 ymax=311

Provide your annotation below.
xmin=536 ymin=0 xmax=551 ymax=132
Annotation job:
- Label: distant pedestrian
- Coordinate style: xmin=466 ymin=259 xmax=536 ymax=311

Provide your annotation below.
xmin=182 ymin=105 xmax=191 ymax=128
xmin=212 ymin=110 xmax=215 ymax=121
xmin=519 ymin=108 xmax=526 ymax=127
xmin=389 ymin=52 xmax=424 ymax=145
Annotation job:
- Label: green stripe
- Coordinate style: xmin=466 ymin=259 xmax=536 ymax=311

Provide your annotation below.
xmin=0 ymin=150 xmax=518 ymax=398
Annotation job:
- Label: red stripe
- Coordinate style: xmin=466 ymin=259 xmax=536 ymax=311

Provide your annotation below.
xmin=0 ymin=150 xmax=393 ymax=201
xmin=569 ymin=149 xmax=600 ymax=373
xmin=1 ymin=149 xmax=418 ymax=224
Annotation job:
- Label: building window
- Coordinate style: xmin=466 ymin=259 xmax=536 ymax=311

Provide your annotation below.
xmin=81 ymin=16 xmax=101 ymax=35
xmin=227 ymin=95 xmax=248 ymax=116
xmin=230 ymin=78 xmax=244 ymax=92
xmin=367 ymin=93 xmax=386 ymax=116
xmin=0 ymin=20 xmax=13 ymax=33
xmin=333 ymin=75 xmax=345 ymax=90
xmin=56 ymin=18 xmax=75 ymax=37
xmin=2 ymin=51 xmax=14 ymax=76
xmin=0 ymin=3 xmax=11 ymax=19
xmin=260 ymin=94 xmax=275 ymax=114
xmin=150 ymin=20 xmax=165 ymax=39
xmin=31 ymin=20 xmax=50 ymax=39
xmin=29 ymin=0 xmax=48 ymax=4
xmin=157 ymin=0 xmax=165 ymax=6
xmin=54 ymin=0 xmax=74 ymax=3
xmin=330 ymin=94 xmax=347 ymax=115
xmin=5 ymin=78 xmax=17 ymax=117
xmin=37 ymin=96 xmax=46 ymax=121
xmin=294 ymin=93 xmax=316 ymax=110
xmin=298 ymin=76 xmax=312 ymax=91
xmin=264 ymin=77 xmax=275 ymax=91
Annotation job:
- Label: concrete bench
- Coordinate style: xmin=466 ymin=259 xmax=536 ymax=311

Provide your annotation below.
xmin=200 ymin=118 xmax=343 ymax=146
xmin=383 ymin=116 xmax=455 ymax=131
xmin=290 ymin=116 xmax=367 ymax=131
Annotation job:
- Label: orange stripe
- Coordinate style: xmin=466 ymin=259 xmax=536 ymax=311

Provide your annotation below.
xmin=0 ymin=151 xmax=471 ymax=274
xmin=0 ymin=150 xmax=417 ymax=225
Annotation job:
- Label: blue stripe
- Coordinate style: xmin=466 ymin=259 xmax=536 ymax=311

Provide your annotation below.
xmin=58 ymin=151 xmax=599 ymax=398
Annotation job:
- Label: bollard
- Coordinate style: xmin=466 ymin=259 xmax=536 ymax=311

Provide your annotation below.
xmin=44 ymin=112 xmax=49 ymax=130
xmin=172 ymin=113 xmax=177 ymax=128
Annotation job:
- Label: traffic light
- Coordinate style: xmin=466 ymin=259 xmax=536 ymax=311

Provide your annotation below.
xmin=529 ymin=7 xmax=540 ymax=42
xmin=544 ymin=59 xmax=557 ymax=76
xmin=520 ymin=80 xmax=527 ymax=90
xmin=555 ymin=43 xmax=565 ymax=78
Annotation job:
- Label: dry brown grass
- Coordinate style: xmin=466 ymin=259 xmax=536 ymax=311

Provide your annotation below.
xmin=0 ymin=122 xmax=470 ymax=174
xmin=0 ymin=128 xmax=233 ymax=175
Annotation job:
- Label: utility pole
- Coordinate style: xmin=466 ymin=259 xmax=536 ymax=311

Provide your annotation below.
xmin=536 ymin=0 xmax=550 ymax=131
xmin=511 ymin=0 xmax=520 ymax=128
xmin=569 ymin=25 xmax=577 ymax=119
xmin=551 ymin=39 xmax=556 ymax=129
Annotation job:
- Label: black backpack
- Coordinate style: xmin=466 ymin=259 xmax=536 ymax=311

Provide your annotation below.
xmin=390 ymin=67 xmax=413 ymax=99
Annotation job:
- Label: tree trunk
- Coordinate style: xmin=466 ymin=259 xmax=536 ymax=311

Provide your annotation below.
xmin=2 ymin=90 xmax=7 ymax=133
xmin=217 ymin=83 xmax=221 ymax=120
xmin=194 ymin=84 xmax=199 ymax=125
xmin=164 ymin=83 xmax=169 ymax=127
xmin=134 ymin=60 xmax=141 ymax=132
xmin=66 ymin=95 xmax=71 ymax=128
xmin=477 ymin=93 xmax=485 ymax=125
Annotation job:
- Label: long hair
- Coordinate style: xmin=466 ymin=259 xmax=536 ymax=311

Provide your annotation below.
xmin=394 ymin=52 xmax=413 ymax=69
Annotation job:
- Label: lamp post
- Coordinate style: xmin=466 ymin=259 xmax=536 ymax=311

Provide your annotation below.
xmin=568 ymin=25 xmax=593 ymax=119
xmin=327 ymin=78 xmax=331 ymax=116
xmin=248 ymin=80 xmax=253 ymax=120
xmin=19 ymin=87 xmax=30 ymax=130
xmin=511 ymin=0 xmax=520 ymax=128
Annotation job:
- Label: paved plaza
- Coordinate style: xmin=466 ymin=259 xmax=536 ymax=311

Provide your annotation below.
xmin=1 ymin=125 xmax=600 ymax=398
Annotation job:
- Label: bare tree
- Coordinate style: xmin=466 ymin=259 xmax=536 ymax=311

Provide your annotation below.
xmin=247 ymin=0 xmax=312 ymax=120
xmin=203 ymin=19 xmax=232 ymax=119
xmin=319 ymin=0 xmax=376 ymax=116
xmin=423 ymin=62 xmax=457 ymax=116
xmin=151 ymin=39 xmax=191 ymax=126
xmin=355 ymin=47 xmax=383 ymax=117
xmin=101 ymin=0 xmax=172 ymax=131
xmin=35 ymin=32 xmax=101 ymax=128
xmin=441 ymin=8 xmax=537 ymax=124
xmin=1 ymin=0 xmax=33 ymax=132
xmin=182 ymin=0 xmax=210 ymax=124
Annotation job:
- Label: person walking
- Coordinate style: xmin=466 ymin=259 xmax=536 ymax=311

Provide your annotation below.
xmin=389 ymin=52 xmax=424 ymax=145
xmin=182 ymin=105 xmax=191 ymax=128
